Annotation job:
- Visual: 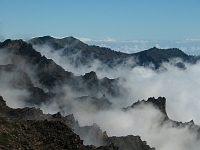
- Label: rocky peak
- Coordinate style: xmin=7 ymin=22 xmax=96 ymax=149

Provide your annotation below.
xmin=146 ymin=97 xmax=167 ymax=117
xmin=0 ymin=39 xmax=42 ymax=63
xmin=0 ymin=96 xmax=7 ymax=107
xmin=29 ymin=36 xmax=85 ymax=50
xmin=1 ymin=39 xmax=24 ymax=49
xmin=83 ymin=71 xmax=99 ymax=82
xmin=133 ymin=47 xmax=193 ymax=69
xmin=189 ymin=119 xmax=194 ymax=124
xmin=124 ymin=97 xmax=168 ymax=119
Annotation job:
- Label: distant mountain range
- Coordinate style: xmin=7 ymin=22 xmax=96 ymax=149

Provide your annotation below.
xmin=29 ymin=36 xmax=200 ymax=70
xmin=0 ymin=36 xmax=200 ymax=149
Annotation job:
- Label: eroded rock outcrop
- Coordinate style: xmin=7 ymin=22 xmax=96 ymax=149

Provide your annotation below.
xmin=124 ymin=97 xmax=200 ymax=138
xmin=124 ymin=97 xmax=168 ymax=120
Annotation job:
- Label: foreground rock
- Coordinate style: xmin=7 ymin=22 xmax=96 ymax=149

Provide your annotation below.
xmin=0 ymin=115 xmax=118 ymax=150
xmin=0 ymin=95 xmax=154 ymax=150
xmin=108 ymin=135 xmax=155 ymax=150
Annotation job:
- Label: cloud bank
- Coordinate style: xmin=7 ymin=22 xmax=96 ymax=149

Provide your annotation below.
xmin=1 ymin=39 xmax=200 ymax=150
xmin=76 ymin=37 xmax=200 ymax=55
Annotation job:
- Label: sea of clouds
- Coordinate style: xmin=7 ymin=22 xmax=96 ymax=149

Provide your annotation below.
xmin=1 ymin=37 xmax=200 ymax=150
xmin=78 ymin=37 xmax=200 ymax=55
xmin=31 ymin=39 xmax=200 ymax=149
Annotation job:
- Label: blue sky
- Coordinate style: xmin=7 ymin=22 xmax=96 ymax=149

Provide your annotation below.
xmin=0 ymin=0 xmax=200 ymax=54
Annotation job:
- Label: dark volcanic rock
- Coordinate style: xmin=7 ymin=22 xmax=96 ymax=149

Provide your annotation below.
xmin=27 ymin=87 xmax=51 ymax=104
xmin=0 ymin=95 xmax=154 ymax=150
xmin=0 ymin=115 xmax=119 ymax=150
xmin=77 ymin=123 xmax=109 ymax=147
xmin=72 ymin=71 xmax=124 ymax=97
xmin=29 ymin=36 xmax=131 ymax=68
xmin=108 ymin=135 xmax=155 ymax=150
xmin=124 ymin=97 xmax=200 ymax=139
xmin=0 ymin=96 xmax=119 ymax=149
xmin=124 ymin=97 xmax=168 ymax=120
xmin=0 ymin=39 xmax=123 ymax=98
xmin=0 ymin=39 xmax=74 ymax=89
xmin=133 ymin=47 xmax=191 ymax=68
xmin=0 ymin=95 xmax=43 ymax=120
xmin=29 ymin=36 xmax=82 ymax=50
xmin=36 ymin=58 xmax=74 ymax=88
xmin=0 ymin=64 xmax=34 ymax=89
xmin=0 ymin=64 xmax=56 ymax=105
xmin=2 ymin=37 xmax=200 ymax=150
xmin=29 ymin=36 xmax=200 ymax=70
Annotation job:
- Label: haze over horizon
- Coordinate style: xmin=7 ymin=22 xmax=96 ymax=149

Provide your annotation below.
xmin=0 ymin=0 xmax=200 ymax=54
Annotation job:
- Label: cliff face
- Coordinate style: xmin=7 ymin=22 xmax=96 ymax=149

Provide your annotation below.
xmin=124 ymin=97 xmax=168 ymax=120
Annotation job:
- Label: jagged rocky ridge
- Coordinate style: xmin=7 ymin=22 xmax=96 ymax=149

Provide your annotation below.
xmin=1 ymin=37 xmax=200 ymax=149
xmin=1 ymin=94 xmax=200 ymax=150
xmin=0 ymin=116 xmax=118 ymax=150
xmin=0 ymin=95 xmax=154 ymax=150
xmin=0 ymin=39 xmax=123 ymax=97
xmin=124 ymin=97 xmax=200 ymax=134
xmin=29 ymin=36 xmax=200 ymax=70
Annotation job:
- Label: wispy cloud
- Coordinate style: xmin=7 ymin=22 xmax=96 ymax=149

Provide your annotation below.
xmin=175 ymin=39 xmax=200 ymax=44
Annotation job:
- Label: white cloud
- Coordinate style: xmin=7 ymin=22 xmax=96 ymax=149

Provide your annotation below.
xmin=190 ymin=46 xmax=200 ymax=52
xmin=29 ymin=40 xmax=200 ymax=149
xmin=2 ymin=36 xmax=200 ymax=149
xmin=98 ymin=38 xmax=117 ymax=42
xmin=77 ymin=37 xmax=92 ymax=42
xmin=175 ymin=39 xmax=200 ymax=44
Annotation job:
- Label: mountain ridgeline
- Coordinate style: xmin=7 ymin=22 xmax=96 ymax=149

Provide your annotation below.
xmin=0 ymin=36 xmax=200 ymax=149
xmin=29 ymin=36 xmax=200 ymax=69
